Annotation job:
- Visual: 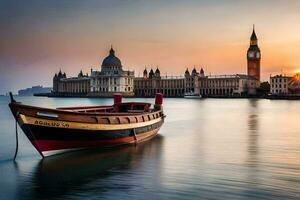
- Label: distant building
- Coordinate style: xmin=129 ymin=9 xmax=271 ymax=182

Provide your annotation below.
xmin=184 ymin=67 xmax=204 ymax=95
xmin=270 ymin=73 xmax=300 ymax=95
xmin=270 ymin=75 xmax=291 ymax=95
xmin=51 ymin=27 xmax=261 ymax=98
xmin=199 ymin=74 xmax=259 ymax=96
xmin=135 ymin=67 xmax=259 ymax=97
xmin=185 ymin=68 xmax=259 ymax=96
xmin=89 ymin=47 xmax=134 ymax=97
xmin=134 ymin=67 xmax=185 ymax=97
xmin=18 ymin=85 xmax=52 ymax=96
xmin=52 ymin=47 xmax=134 ymax=97
xmin=53 ymin=70 xmax=90 ymax=95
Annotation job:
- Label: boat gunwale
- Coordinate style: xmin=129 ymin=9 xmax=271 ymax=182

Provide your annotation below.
xmin=9 ymin=102 xmax=161 ymax=117
xmin=9 ymin=101 xmax=164 ymax=126
xmin=57 ymin=102 xmax=151 ymax=110
xmin=18 ymin=114 xmax=164 ymax=130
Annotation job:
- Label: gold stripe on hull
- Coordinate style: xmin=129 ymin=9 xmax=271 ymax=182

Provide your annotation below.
xmin=19 ymin=114 xmax=163 ymax=131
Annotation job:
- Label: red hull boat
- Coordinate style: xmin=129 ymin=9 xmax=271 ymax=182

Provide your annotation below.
xmin=9 ymin=93 xmax=165 ymax=158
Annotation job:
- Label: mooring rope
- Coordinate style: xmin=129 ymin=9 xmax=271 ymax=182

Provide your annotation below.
xmin=13 ymin=113 xmax=19 ymax=160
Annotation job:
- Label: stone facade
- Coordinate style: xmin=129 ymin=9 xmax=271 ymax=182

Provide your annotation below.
xmin=89 ymin=48 xmax=134 ymax=97
xmin=134 ymin=67 xmax=259 ymax=97
xmin=52 ymin=47 xmax=134 ymax=97
xmin=270 ymin=75 xmax=291 ymax=95
xmin=184 ymin=67 xmax=204 ymax=95
xmin=270 ymin=74 xmax=300 ymax=95
xmin=53 ymin=70 xmax=90 ymax=95
xmin=198 ymin=74 xmax=259 ymax=96
xmin=134 ymin=68 xmax=185 ymax=97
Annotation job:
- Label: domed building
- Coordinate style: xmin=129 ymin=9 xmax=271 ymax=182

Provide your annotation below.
xmin=52 ymin=47 xmax=134 ymax=97
xmin=90 ymin=47 xmax=134 ymax=96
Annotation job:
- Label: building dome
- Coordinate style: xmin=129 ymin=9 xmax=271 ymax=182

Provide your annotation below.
xmin=102 ymin=47 xmax=122 ymax=69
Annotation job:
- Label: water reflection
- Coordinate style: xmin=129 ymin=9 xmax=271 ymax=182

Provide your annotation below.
xmin=247 ymin=99 xmax=259 ymax=166
xmin=243 ymin=100 xmax=261 ymax=197
xmin=18 ymin=136 xmax=164 ymax=199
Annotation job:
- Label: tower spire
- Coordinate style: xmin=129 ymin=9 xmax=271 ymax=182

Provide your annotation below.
xmin=109 ymin=45 xmax=115 ymax=56
xmin=250 ymin=25 xmax=257 ymax=42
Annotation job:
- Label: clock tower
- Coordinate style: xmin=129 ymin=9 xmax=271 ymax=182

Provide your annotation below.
xmin=247 ymin=25 xmax=261 ymax=81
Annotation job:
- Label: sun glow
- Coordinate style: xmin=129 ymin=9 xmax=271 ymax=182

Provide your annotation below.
xmin=293 ymin=73 xmax=300 ymax=81
xmin=293 ymin=69 xmax=300 ymax=74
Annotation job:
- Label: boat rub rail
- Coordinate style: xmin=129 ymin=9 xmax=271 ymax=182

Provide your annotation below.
xmin=19 ymin=114 xmax=163 ymax=131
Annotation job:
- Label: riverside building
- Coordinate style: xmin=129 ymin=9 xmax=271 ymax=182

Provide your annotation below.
xmin=270 ymin=75 xmax=292 ymax=95
xmin=52 ymin=70 xmax=90 ymax=96
xmin=134 ymin=68 xmax=185 ymax=97
xmin=52 ymin=27 xmax=260 ymax=97
xmin=185 ymin=68 xmax=259 ymax=97
xmin=134 ymin=67 xmax=259 ymax=97
xmin=198 ymin=74 xmax=259 ymax=96
xmin=89 ymin=47 xmax=134 ymax=97
xmin=52 ymin=47 xmax=134 ymax=97
xmin=270 ymin=73 xmax=300 ymax=95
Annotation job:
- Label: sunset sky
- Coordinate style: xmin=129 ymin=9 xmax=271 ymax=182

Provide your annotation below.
xmin=1 ymin=0 xmax=300 ymax=94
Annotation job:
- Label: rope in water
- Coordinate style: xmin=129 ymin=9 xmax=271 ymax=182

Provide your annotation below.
xmin=13 ymin=118 xmax=18 ymax=160
xmin=9 ymin=92 xmax=19 ymax=161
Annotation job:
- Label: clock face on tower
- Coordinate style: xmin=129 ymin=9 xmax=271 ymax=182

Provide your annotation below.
xmin=248 ymin=51 xmax=254 ymax=58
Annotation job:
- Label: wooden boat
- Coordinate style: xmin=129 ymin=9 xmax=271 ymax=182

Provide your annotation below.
xmin=9 ymin=93 xmax=165 ymax=158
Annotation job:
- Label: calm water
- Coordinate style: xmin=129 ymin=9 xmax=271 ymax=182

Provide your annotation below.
xmin=0 ymin=96 xmax=299 ymax=199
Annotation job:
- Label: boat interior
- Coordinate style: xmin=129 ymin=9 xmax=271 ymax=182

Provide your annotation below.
xmin=57 ymin=102 xmax=152 ymax=114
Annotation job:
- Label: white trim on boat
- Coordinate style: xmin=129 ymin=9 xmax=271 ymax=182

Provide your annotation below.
xmin=19 ymin=114 xmax=163 ymax=131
